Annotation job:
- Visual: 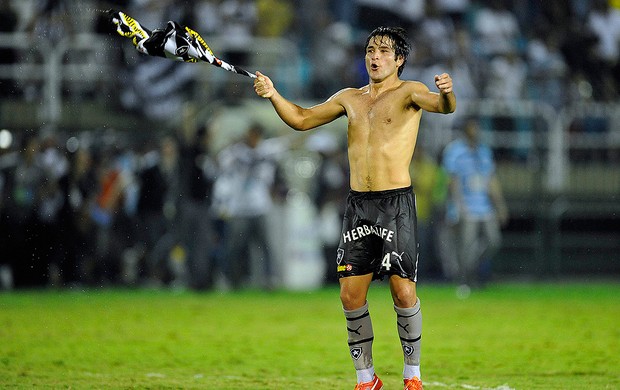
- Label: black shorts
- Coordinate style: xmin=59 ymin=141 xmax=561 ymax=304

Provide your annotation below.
xmin=336 ymin=186 xmax=419 ymax=282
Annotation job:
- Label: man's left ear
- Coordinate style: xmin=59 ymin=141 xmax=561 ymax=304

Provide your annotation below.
xmin=396 ymin=55 xmax=404 ymax=67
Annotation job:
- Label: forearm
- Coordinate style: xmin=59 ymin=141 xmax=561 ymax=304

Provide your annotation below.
xmin=439 ymin=91 xmax=456 ymax=114
xmin=268 ymin=90 xmax=308 ymax=131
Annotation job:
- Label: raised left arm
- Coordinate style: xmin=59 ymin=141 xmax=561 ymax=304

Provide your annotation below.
xmin=410 ymin=73 xmax=456 ymax=114
xmin=434 ymin=73 xmax=456 ymax=114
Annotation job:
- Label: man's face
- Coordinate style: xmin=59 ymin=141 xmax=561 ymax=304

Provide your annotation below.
xmin=365 ymin=35 xmax=402 ymax=81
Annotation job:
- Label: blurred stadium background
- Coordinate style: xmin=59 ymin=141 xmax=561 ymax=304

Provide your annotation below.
xmin=0 ymin=0 xmax=618 ymax=291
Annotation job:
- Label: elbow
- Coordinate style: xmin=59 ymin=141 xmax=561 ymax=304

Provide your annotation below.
xmin=288 ymin=121 xmax=307 ymax=131
xmin=288 ymin=118 xmax=313 ymax=131
xmin=284 ymin=108 xmax=313 ymax=131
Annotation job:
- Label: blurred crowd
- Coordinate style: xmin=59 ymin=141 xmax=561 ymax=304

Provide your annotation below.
xmin=0 ymin=0 xmax=619 ymax=289
xmin=0 ymin=113 xmax=508 ymax=291
xmin=0 ymin=0 xmax=619 ymax=104
xmin=0 ymin=118 xmax=301 ymax=290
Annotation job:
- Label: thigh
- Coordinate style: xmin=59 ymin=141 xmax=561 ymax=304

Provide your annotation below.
xmin=459 ymin=218 xmax=479 ymax=249
xmin=482 ymin=217 xmax=501 ymax=248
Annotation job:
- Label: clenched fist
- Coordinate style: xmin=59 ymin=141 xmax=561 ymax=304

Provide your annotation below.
xmin=254 ymin=71 xmax=275 ymax=99
xmin=434 ymin=73 xmax=453 ymax=94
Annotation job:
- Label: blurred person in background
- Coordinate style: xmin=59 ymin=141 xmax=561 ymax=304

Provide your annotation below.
xmin=134 ymin=135 xmax=182 ymax=287
xmin=255 ymin=0 xmax=294 ymax=38
xmin=35 ymin=132 xmax=69 ymax=287
xmin=213 ymin=124 xmax=284 ymax=290
xmin=2 ymin=134 xmax=45 ymax=287
xmin=90 ymin=144 xmax=134 ymax=285
xmin=306 ymin=131 xmax=349 ymax=285
xmin=442 ymin=118 xmax=508 ymax=293
xmin=472 ymin=0 xmax=522 ymax=59
xmin=409 ymin=144 xmax=446 ymax=281
xmin=218 ymin=0 xmax=258 ymax=66
xmin=176 ymin=117 xmax=218 ymax=290
xmin=254 ymin=26 xmax=456 ymax=390
xmin=58 ymin=145 xmax=98 ymax=287
xmin=483 ymin=49 xmax=529 ymax=160
xmin=586 ymin=0 xmax=620 ymax=100
xmin=525 ymin=31 xmax=569 ymax=109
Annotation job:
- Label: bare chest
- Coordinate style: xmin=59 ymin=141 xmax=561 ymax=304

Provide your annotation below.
xmin=346 ymin=90 xmax=418 ymax=139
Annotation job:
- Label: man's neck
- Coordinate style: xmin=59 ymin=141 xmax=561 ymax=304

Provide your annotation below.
xmin=368 ymin=76 xmax=401 ymax=97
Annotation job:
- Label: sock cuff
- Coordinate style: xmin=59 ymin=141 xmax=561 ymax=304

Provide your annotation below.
xmin=344 ymin=301 xmax=369 ymax=319
xmin=394 ymin=298 xmax=420 ymax=317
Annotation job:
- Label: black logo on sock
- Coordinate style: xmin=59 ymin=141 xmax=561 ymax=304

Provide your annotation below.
xmin=403 ymin=345 xmax=414 ymax=356
xmin=350 ymin=347 xmax=362 ymax=360
xmin=347 ymin=325 xmax=362 ymax=335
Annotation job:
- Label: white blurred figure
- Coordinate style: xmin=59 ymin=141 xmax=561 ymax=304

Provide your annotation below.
xmin=484 ymin=52 xmax=527 ymax=101
xmin=472 ymin=0 xmax=521 ymax=58
xmin=526 ymin=33 xmax=569 ymax=109
xmin=213 ymin=124 xmax=286 ymax=289
xmin=218 ymin=0 xmax=257 ymax=65
xmin=586 ymin=0 xmax=620 ymax=99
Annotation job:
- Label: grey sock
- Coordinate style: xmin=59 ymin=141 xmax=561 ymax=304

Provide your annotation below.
xmin=394 ymin=298 xmax=422 ymax=366
xmin=344 ymin=301 xmax=374 ymax=371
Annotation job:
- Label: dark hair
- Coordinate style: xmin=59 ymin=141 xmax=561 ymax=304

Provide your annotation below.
xmin=365 ymin=27 xmax=411 ymax=76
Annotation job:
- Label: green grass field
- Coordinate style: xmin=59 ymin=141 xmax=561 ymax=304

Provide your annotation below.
xmin=1 ymin=282 xmax=619 ymax=389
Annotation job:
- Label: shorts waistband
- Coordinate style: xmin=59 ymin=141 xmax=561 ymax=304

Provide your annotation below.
xmin=349 ymin=186 xmax=413 ymax=200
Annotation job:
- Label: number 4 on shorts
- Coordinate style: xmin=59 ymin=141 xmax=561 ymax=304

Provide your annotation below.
xmin=381 ymin=253 xmax=391 ymax=270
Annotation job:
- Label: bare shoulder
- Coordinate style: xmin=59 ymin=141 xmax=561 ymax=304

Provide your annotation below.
xmin=401 ymin=80 xmax=431 ymax=93
xmin=331 ymin=86 xmax=365 ymax=100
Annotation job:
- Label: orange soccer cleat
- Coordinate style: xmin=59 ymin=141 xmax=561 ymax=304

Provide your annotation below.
xmin=403 ymin=376 xmax=423 ymax=390
xmin=354 ymin=374 xmax=383 ymax=390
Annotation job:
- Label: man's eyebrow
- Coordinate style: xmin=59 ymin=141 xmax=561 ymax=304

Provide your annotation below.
xmin=367 ymin=40 xmax=394 ymax=50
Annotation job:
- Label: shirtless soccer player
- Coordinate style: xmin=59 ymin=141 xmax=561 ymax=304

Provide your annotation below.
xmin=254 ymin=26 xmax=456 ymax=390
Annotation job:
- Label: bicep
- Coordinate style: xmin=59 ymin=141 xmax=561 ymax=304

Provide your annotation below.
xmin=411 ymin=83 xmax=442 ymax=113
xmin=298 ymin=94 xmax=346 ymax=130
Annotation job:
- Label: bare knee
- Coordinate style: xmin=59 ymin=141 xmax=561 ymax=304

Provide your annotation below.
xmin=390 ymin=277 xmax=417 ymax=308
xmin=340 ymin=288 xmax=367 ymax=310
xmin=339 ymin=274 xmax=373 ymax=310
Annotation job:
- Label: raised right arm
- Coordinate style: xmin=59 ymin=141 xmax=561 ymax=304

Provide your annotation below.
xmin=254 ymin=71 xmax=346 ymax=131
